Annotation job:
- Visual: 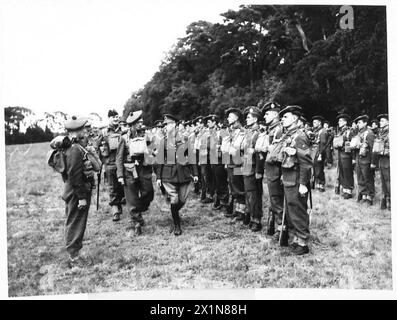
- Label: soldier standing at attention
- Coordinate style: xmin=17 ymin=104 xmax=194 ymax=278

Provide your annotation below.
xmin=333 ymin=113 xmax=354 ymax=199
xmin=205 ymin=114 xmax=229 ymax=210
xmin=62 ymin=116 xmax=94 ymax=266
xmin=371 ymin=114 xmax=390 ymax=210
xmin=311 ymin=115 xmax=329 ymax=192
xmin=97 ymin=109 xmax=125 ymax=221
xmin=116 ymin=110 xmax=154 ymax=235
xmin=156 ymin=114 xmax=199 ymax=236
xmin=323 ymin=120 xmax=334 ymax=168
xmin=279 ymin=106 xmax=313 ymax=255
xmin=240 ymin=106 xmax=264 ymax=231
xmin=351 ymin=115 xmax=375 ymax=205
xmin=261 ymin=102 xmax=284 ymax=239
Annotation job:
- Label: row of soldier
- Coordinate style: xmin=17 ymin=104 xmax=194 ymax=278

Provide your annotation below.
xmin=60 ymin=103 xmax=390 ymax=265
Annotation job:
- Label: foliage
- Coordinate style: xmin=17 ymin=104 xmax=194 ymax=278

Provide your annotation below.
xmin=123 ymin=5 xmax=387 ymax=124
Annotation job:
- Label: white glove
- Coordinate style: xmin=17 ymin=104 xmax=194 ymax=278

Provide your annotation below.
xmin=118 ymin=177 xmax=125 ymax=185
xmin=156 ymin=179 xmax=162 ymax=188
xmin=78 ymin=199 xmax=87 ymax=209
xmin=299 ymin=184 xmax=308 ymax=196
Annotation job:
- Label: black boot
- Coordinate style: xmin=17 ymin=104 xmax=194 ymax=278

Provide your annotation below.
xmin=171 ymin=204 xmax=182 ymax=236
xmin=386 ymin=197 xmax=391 ymax=211
xmin=267 ymin=210 xmax=275 ymax=236
xmin=335 ymin=186 xmax=340 ymax=195
xmin=380 ymin=197 xmax=387 ymax=210
xmin=212 ymin=195 xmax=222 ymax=210
xmin=279 ymin=226 xmax=289 ymax=247
xmin=243 ymin=213 xmax=251 ymax=225
xmin=224 ymin=197 xmax=235 ymax=218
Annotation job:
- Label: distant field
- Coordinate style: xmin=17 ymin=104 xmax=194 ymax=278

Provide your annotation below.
xmin=6 ymin=142 xmax=392 ymax=297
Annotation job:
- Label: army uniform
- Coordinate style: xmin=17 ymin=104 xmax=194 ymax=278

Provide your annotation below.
xmin=205 ymin=115 xmax=229 ymax=210
xmin=61 ymin=117 xmax=94 ymax=263
xmin=351 ymin=115 xmax=375 ymax=205
xmin=333 ymin=114 xmax=354 ymax=198
xmin=279 ymin=106 xmax=313 ymax=255
xmin=116 ymin=111 xmax=154 ymax=234
xmin=311 ymin=116 xmax=329 ymax=192
xmin=240 ymin=107 xmax=264 ymax=231
xmin=371 ymin=114 xmax=390 ymax=210
xmin=97 ymin=123 xmax=125 ymax=221
xmin=156 ymin=114 xmax=199 ymax=235
xmin=197 ymin=123 xmax=215 ymax=203
xmin=262 ymin=112 xmax=284 ymax=237
xmin=223 ymin=108 xmax=246 ymax=218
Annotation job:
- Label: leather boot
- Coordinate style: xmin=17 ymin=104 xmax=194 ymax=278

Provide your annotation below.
xmin=224 ymin=197 xmax=235 ymax=217
xmin=111 ymin=206 xmax=120 ymax=221
xmin=279 ymin=226 xmax=289 ymax=247
xmin=335 ymin=186 xmax=340 ymax=195
xmin=243 ymin=213 xmax=251 ymax=225
xmin=267 ymin=210 xmax=275 ymax=236
xmin=171 ymin=204 xmax=182 ymax=236
xmin=386 ymin=196 xmax=391 ymax=211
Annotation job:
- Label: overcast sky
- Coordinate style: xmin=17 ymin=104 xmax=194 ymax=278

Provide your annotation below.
xmin=0 ymin=0 xmax=247 ymax=119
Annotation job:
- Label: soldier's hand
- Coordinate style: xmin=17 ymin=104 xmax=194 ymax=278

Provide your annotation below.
xmin=370 ymin=164 xmax=376 ymax=170
xmin=193 ymin=176 xmax=199 ymax=183
xmin=318 ymin=154 xmax=322 ymax=161
xmin=118 ymin=177 xmax=125 ymax=185
xmin=78 ymin=199 xmax=87 ymax=210
xmin=299 ymin=184 xmax=308 ymax=196
xmin=156 ymin=179 xmax=162 ymax=188
xmin=255 ymin=173 xmax=263 ymax=179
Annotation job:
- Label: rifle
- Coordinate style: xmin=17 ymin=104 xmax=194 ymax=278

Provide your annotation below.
xmin=279 ymin=197 xmax=289 ymax=247
xmin=307 ymin=182 xmax=313 ymax=225
xmin=96 ymin=163 xmax=103 ymax=211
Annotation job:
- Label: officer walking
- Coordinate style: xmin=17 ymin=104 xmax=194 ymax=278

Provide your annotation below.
xmin=62 ymin=116 xmax=94 ymax=266
xmin=116 ymin=110 xmax=154 ymax=235
xmin=155 ymin=114 xmax=199 ymax=236
xmin=311 ymin=115 xmax=329 ymax=192
xmin=97 ymin=109 xmax=125 ymax=221
xmin=371 ymin=114 xmax=390 ymax=210
xmin=240 ymin=106 xmax=264 ymax=231
xmin=351 ymin=115 xmax=375 ymax=205
xmin=278 ymin=105 xmax=313 ymax=255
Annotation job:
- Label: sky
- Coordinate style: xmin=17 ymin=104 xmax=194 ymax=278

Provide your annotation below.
xmin=0 ymin=0 xmax=247 ymax=119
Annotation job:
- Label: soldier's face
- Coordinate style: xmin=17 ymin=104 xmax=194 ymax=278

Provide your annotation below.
xmin=264 ymin=110 xmax=278 ymax=124
xmin=380 ymin=118 xmax=388 ymax=128
xmin=357 ymin=120 xmax=366 ymax=130
xmin=313 ymin=119 xmax=321 ymax=128
xmin=109 ymin=115 xmax=119 ymax=126
xmin=281 ymin=112 xmax=297 ymax=128
xmin=246 ymin=113 xmax=257 ymax=126
xmin=338 ymin=118 xmax=347 ymax=128
xmin=227 ymin=113 xmax=238 ymax=125
xmin=166 ymin=122 xmax=176 ymax=133
xmin=207 ymin=120 xmax=215 ymax=128
xmin=323 ymin=123 xmax=329 ymax=129
xmin=371 ymin=122 xmax=378 ymax=129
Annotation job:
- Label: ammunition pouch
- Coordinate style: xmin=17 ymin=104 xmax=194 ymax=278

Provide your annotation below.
xmin=333 ymin=135 xmax=344 ymax=149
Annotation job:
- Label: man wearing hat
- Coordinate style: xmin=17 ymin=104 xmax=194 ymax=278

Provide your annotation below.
xmin=351 ymin=115 xmax=375 ymax=205
xmin=96 ymin=109 xmax=125 ymax=222
xmin=311 ymin=115 xmax=329 ymax=192
xmin=205 ymin=114 xmax=229 ymax=210
xmin=62 ymin=116 xmax=93 ymax=266
xmin=278 ymin=105 xmax=313 ymax=255
xmin=370 ymin=119 xmax=379 ymax=136
xmin=371 ymin=114 xmax=390 ymax=210
xmin=260 ymin=101 xmax=285 ymax=238
xmin=116 ymin=110 xmax=154 ymax=235
xmin=333 ymin=113 xmax=355 ymax=199
xmin=323 ymin=120 xmax=334 ymax=168
xmin=240 ymin=106 xmax=265 ymax=231
xmin=223 ymin=108 xmax=246 ymax=219
xmin=155 ymin=114 xmax=199 ymax=235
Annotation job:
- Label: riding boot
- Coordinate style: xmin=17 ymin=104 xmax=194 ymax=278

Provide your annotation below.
xmin=171 ymin=204 xmax=182 ymax=236
xmin=267 ymin=210 xmax=275 ymax=236
xmin=380 ymin=197 xmax=387 ymax=210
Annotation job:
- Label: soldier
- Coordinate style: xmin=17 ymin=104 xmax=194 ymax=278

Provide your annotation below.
xmin=222 ymin=108 xmax=246 ymax=219
xmin=311 ymin=115 xmax=329 ymax=192
xmin=240 ymin=106 xmax=264 ymax=231
xmin=333 ymin=113 xmax=355 ymax=199
xmin=192 ymin=117 xmax=203 ymax=195
xmin=116 ymin=110 xmax=154 ymax=235
xmin=370 ymin=119 xmax=379 ymax=136
xmin=371 ymin=114 xmax=390 ymax=210
xmin=323 ymin=120 xmax=334 ymax=168
xmin=61 ymin=116 xmax=94 ymax=266
xmin=261 ymin=102 xmax=284 ymax=239
xmin=204 ymin=114 xmax=229 ymax=210
xmin=279 ymin=105 xmax=313 ymax=255
xmin=97 ymin=109 xmax=125 ymax=222
xmin=155 ymin=114 xmax=199 ymax=235
xmin=351 ymin=115 xmax=375 ymax=205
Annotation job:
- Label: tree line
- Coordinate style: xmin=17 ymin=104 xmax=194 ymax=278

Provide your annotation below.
xmin=123 ymin=5 xmax=388 ymax=125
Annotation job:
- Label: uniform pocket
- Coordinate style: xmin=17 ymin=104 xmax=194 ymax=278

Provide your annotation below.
xmin=282 ymin=167 xmax=298 ymax=187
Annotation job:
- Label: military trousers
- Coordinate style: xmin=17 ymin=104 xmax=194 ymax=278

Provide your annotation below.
xmin=379 ymin=156 xmax=390 ymax=198
xmin=243 ymin=174 xmax=263 ymax=224
xmin=284 ymin=184 xmax=310 ymax=242
xmin=356 ymin=161 xmax=375 ymax=198
xmin=105 ymin=164 xmax=124 ymax=209
xmin=265 ymin=162 xmax=284 ymax=227
xmin=64 ymin=191 xmax=92 ymax=257
xmin=211 ymin=163 xmax=229 ymax=205
xmin=337 ymin=151 xmax=354 ymax=190
xmin=124 ymin=165 xmax=154 ymax=224
xmin=227 ymin=166 xmax=246 ymax=213
xmin=162 ymin=181 xmax=193 ymax=208
xmin=313 ymin=152 xmax=326 ymax=186
xmin=199 ymin=164 xmax=215 ymax=200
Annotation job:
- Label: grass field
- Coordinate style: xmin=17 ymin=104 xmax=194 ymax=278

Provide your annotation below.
xmin=6 ymin=142 xmax=392 ymax=297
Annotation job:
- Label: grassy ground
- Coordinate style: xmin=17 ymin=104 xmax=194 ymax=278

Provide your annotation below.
xmin=6 ymin=142 xmax=392 ymax=297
